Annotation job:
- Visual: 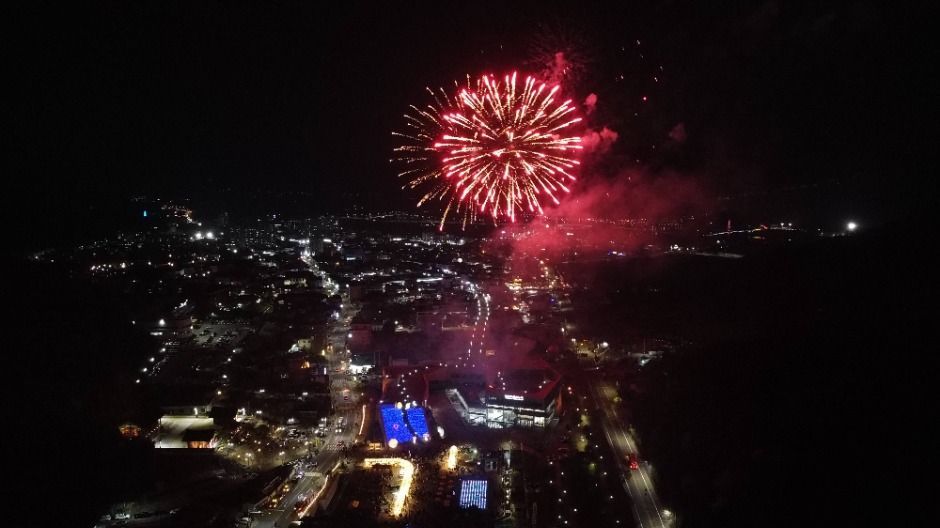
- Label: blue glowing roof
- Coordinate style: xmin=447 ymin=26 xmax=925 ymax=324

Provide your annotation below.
xmin=406 ymin=406 xmax=429 ymax=438
xmin=459 ymin=479 xmax=488 ymax=509
xmin=380 ymin=404 xmax=412 ymax=445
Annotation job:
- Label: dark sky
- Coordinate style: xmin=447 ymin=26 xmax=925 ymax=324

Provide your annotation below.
xmin=8 ymin=1 xmax=930 ymax=249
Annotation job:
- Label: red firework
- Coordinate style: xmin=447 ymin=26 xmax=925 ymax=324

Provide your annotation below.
xmin=392 ymin=72 xmax=583 ymax=229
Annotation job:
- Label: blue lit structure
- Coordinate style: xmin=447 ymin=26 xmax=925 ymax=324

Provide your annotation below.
xmin=459 ymin=479 xmax=488 ymax=509
xmin=406 ymin=406 xmax=429 ymax=439
xmin=380 ymin=404 xmax=412 ymax=445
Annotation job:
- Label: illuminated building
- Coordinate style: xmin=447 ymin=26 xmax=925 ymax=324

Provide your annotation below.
xmin=379 ymin=403 xmax=430 ymax=447
xmin=459 ymin=479 xmax=488 ymax=509
xmin=449 ymin=360 xmax=562 ymax=428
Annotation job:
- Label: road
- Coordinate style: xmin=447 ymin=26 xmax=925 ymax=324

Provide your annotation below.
xmin=255 ymin=393 xmax=364 ymax=528
xmin=462 ymin=279 xmax=490 ymax=365
xmin=250 ymin=292 xmax=365 ymax=528
xmin=589 ymin=380 xmax=671 ymax=528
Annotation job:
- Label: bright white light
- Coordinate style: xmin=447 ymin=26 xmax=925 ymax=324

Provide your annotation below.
xmin=359 ymin=405 xmax=367 ymax=436
xmin=847 ymin=221 xmax=858 ymax=232
xmin=459 ymin=479 xmax=488 ymax=509
xmin=158 ymin=318 xmax=166 ymax=327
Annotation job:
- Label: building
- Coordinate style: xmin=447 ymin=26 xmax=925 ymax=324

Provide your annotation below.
xmin=153 ymin=415 xmax=218 ymax=448
xmin=449 ymin=360 xmax=562 ymax=429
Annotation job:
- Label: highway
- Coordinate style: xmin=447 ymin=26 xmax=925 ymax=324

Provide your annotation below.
xmin=589 ymin=380 xmax=672 ymax=528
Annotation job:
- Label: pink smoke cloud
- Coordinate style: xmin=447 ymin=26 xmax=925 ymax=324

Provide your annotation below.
xmin=584 ymin=93 xmax=598 ymax=114
xmin=543 ymin=51 xmax=570 ymax=84
xmin=491 ymin=168 xmax=712 ymax=270
xmin=549 ymin=170 xmax=706 ymax=221
xmin=668 ymin=122 xmax=687 ymax=143
xmin=581 ymin=127 xmax=619 ymax=154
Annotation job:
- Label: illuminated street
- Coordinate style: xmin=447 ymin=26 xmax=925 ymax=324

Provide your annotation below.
xmin=591 ymin=381 xmax=669 ymax=528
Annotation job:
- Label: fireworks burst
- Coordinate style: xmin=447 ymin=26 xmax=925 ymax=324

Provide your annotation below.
xmin=392 ymin=72 xmax=583 ymax=229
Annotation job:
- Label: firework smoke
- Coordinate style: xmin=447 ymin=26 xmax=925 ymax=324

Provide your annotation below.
xmin=581 ymin=126 xmax=619 ymax=155
xmin=584 ymin=92 xmax=598 ymax=115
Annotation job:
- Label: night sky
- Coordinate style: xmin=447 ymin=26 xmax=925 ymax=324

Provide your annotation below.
xmin=8 ymin=1 xmax=930 ymax=250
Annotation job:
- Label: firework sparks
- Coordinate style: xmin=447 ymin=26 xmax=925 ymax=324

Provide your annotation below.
xmin=392 ymin=72 xmax=583 ymax=229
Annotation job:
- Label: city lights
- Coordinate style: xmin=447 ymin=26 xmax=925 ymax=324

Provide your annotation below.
xmin=25 ymin=14 xmax=894 ymax=524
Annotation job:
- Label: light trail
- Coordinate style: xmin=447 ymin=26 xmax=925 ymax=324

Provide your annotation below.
xmin=358 ymin=404 xmax=366 ymax=437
